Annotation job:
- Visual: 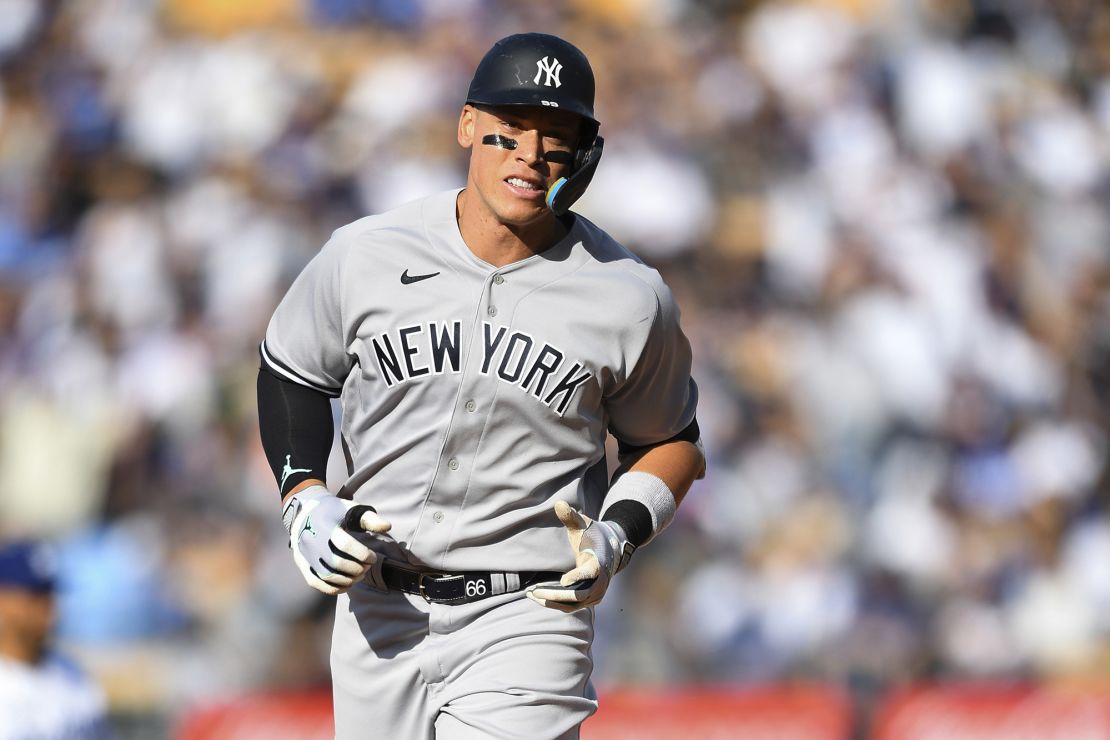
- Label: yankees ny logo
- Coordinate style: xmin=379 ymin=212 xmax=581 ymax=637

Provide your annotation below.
xmin=281 ymin=454 xmax=311 ymax=492
xmin=534 ymin=56 xmax=562 ymax=87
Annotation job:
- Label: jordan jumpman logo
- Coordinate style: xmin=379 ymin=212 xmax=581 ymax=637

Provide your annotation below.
xmin=281 ymin=454 xmax=312 ymax=492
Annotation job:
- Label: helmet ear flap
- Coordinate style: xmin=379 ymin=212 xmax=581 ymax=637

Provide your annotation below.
xmin=574 ymin=146 xmax=589 ymax=173
xmin=573 ymin=121 xmax=600 ymax=172
xmin=546 ymin=135 xmax=604 ymax=216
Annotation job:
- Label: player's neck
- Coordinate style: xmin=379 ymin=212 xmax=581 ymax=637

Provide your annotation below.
xmin=456 ymin=189 xmax=566 ymax=268
xmin=0 ymin=634 xmax=43 ymax=665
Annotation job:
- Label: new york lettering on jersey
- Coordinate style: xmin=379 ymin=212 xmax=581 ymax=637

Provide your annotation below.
xmin=368 ymin=320 xmax=593 ymax=415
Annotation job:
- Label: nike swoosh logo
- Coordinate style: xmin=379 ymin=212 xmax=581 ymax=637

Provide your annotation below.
xmin=401 ymin=269 xmax=441 ymax=285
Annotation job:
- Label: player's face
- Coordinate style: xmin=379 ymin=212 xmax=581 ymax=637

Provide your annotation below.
xmin=0 ymin=589 xmax=54 ymax=661
xmin=458 ymin=104 xmax=580 ymax=227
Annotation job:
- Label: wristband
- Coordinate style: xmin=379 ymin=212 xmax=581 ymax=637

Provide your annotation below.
xmin=600 ymin=471 xmax=677 ymax=550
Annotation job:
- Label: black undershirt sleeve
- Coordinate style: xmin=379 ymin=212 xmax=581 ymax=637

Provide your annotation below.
xmin=257 ymin=367 xmax=335 ymax=499
xmin=615 ymin=416 xmax=700 ymax=456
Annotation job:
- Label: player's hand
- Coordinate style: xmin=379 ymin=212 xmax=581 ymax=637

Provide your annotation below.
xmin=527 ymin=501 xmax=622 ymax=612
xmin=282 ymin=485 xmax=392 ymax=596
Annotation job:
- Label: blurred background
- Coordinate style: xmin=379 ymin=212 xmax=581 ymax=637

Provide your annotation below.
xmin=0 ymin=0 xmax=1107 ymax=737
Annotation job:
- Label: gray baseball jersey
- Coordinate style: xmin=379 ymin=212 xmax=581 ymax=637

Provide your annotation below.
xmin=262 ymin=188 xmax=697 ymax=574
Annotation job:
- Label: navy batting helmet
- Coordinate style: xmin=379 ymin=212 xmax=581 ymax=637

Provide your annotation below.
xmin=465 ymin=33 xmax=604 ymax=216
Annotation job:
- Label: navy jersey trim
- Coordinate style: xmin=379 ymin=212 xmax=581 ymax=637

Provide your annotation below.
xmin=259 ymin=341 xmax=343 ymax=398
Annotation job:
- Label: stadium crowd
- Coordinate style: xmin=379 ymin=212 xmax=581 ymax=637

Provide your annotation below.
xmin=0 ymin=0 xmax=1107 ymax=734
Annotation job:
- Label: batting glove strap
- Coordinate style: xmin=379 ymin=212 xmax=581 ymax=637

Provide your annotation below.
xmin=603 ymin=520 xmax=636 ymax=574
xmin=281 ymin=488 xmax=317 ymax=534
xmin=589 ymin=519 xmax=632 ymax=577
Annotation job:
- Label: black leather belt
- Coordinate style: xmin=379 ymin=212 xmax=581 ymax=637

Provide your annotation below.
xmin=380 ymin=561 xmax=562 ymax=604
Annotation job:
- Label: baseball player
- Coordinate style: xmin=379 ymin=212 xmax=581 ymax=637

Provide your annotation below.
xmin=0 ymin=540 xmax=110 ymax=740
xmin=257 ymin=33 xmax=704 ymax=739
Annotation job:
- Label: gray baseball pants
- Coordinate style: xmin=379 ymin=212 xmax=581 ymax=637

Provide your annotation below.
xmin=330 ymin=580 xmax=597 ymax=739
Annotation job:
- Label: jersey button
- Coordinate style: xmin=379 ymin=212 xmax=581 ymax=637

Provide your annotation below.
xmin=465 ymin=400 xmax=476 ymax=412
xmin=448 ymin=458 xmax=459 ymax=470
xmin=433 ymin=511 xmax=444 ymax=523
xmin=493 ymin=274 xmax=505 ymax=285
xmin=487 ymin=306 xmax=498 ymax=317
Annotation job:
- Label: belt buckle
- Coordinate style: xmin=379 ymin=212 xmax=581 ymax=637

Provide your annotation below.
xmin=416 ymin=573 xmax=433 ymax=602
xmin=417 ymin=572 xmax=447 ymax=603
xmin=417 ymin=572 xmax=469 ymax=603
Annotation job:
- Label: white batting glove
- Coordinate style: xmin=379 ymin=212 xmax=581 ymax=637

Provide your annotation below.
xmin=527 ymin=501 xmax=627 ymax=612
xmin=282 ymin=485 xmax=392 ymax=596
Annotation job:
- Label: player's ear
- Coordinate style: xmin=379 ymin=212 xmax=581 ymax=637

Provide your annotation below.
xmin=458 ymin=105 xmax=476 ymax=148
